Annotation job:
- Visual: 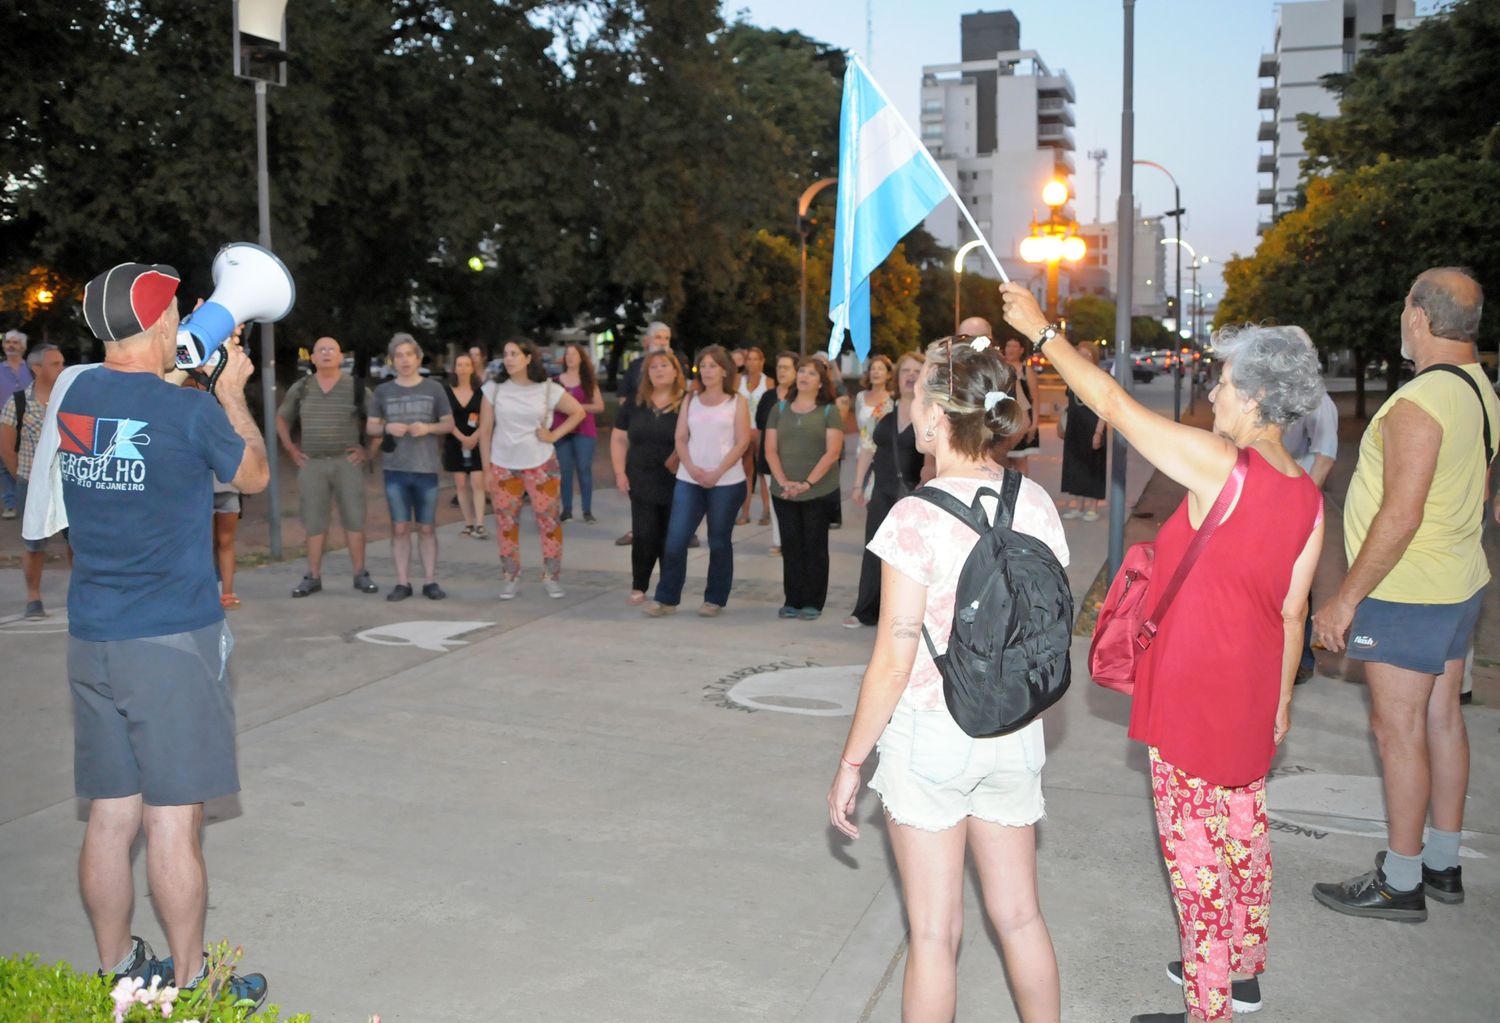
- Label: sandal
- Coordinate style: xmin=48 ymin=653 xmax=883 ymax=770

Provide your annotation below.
xmin=219 ymin=593 xmax=242 ymax=610
xmin=473 ymin=524 xmax=488 ymax=539
xmin=459 ymin=524 xmax=475 ymax=537
xmin=735 ymin=514 xmax=751 ymax=525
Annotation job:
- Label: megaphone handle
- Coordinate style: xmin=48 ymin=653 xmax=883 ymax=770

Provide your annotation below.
xmin=205 ymin=348 xmax=230 ymax=397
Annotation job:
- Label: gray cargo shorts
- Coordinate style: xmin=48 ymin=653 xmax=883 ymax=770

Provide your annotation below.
xmin=69 ymin=621 xmax=239 ymax=806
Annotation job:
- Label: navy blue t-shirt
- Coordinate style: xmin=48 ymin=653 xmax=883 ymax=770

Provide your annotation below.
xmin=58 ymin=369 xmax=245 ymax=641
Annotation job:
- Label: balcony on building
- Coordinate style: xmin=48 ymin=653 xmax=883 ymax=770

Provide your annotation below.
xmin=1258 ymin=86 xmax=1278 ymax=111
xmin=1257 ymin=119 xmax=1276 ymax=142
xmin=1257 ymin=153 xmax=1275 ymax=174
xmin=1037 ymin=122 xmax=1076 ymax=150
xmin=1257 ymin=219 xmax=1273 ymax=235
xmin=1037 ymin=95 xmax=1076 ymax=126
xmin=1258 ymin=52 xmax=1278 ymax=79
xmin=1053 ymin=149 xmax=1076 ymax=175
xmin=1257 ymin=187 xmax=1276 ymax=206
xmin=1036 ymin=69 xmax=1076 ymax=103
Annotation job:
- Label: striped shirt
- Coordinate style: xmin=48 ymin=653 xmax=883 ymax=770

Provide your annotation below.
xmin=277 ymin=373 xmax=366 ymax=457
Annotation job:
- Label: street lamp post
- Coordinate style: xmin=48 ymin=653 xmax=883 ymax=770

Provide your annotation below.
xmin=797 ymin=177 xmax=838 ymax=356
xmin=952 ymin=239 xmax=986 ymax=334
xmin=1110 ymin=0 xmax=1137 ymax=580
xmin=1019 ymin=180 xmax=1087 ymax=321
xmin=233 ymin=0 xmax=289 ymax=558
xmin=1135 ymin=160 xmax=1183 ymax=422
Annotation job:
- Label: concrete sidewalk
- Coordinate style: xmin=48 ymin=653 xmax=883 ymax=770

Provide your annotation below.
xmin=1 ymin=374 xmax=1496 ymax=1022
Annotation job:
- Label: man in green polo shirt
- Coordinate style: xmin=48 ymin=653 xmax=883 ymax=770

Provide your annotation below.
xmin=276 ymin=336 xmax=380 ymax=597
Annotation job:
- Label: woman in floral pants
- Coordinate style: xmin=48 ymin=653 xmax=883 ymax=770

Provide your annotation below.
xmin=477 ymin=339 xmax=585 ymax=600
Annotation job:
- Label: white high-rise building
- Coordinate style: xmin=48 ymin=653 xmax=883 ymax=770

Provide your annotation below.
xmin=919 ymin=12 xmax=1077 ymax=286
xmin=1077 ymin=211 xmax=1168 ymax=319
xmin=1257 ymin=0 xmax=1420 ymax=232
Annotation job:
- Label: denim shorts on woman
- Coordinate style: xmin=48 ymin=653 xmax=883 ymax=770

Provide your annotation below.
xmin=70 ymin=621 xmax=238 ymax=806
xmin=1346 ymin=590 xmax=1485 ymax=675
xmin=870 ymin=703 xmax=1046 ymax=832
xmin=383 ymin=469 xmax=439 ymax=524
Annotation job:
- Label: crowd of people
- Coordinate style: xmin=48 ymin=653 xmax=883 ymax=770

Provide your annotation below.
xmin=4 ymin=263 xmax=1495 ymax=1023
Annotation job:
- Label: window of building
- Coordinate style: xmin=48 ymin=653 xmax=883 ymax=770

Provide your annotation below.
xmin=1344 ymin=16 xmax=1355 ymax=38
xmin=1383 ymin=13 xmax=1394 ymax=27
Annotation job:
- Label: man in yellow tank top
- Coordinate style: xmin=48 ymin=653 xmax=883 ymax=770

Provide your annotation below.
xmin=1312 ymin=268 xmax=1498 ymax=922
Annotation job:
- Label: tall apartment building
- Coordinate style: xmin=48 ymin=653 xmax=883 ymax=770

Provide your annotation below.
xmin=1257 ymin=0 xmax=1420 ymax=231
xmin=919 ymin=11 xmax=1077 ymax=287
xmin=1077 ymin=210 xmax=1168 ymax=320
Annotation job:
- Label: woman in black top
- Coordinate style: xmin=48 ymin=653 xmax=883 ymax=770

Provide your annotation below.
xmin=610 ymin=350 xmax=686 ymax=603
xmin=845 ymin=351 xmax=926 ymax=627
xmin=444 ymin=352 xmax=488 ymax=537
xmin=755 ymin=351 xmax=798 ymax=556
xmin=1059 ymin=342 xmax=1108 ymax=520
xmin=1002 ymin=336 xmax=1041 ymax=475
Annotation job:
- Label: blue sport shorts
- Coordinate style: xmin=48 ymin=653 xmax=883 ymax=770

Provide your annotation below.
xmin=1346 ymin=591 xmax=1484 ymax=675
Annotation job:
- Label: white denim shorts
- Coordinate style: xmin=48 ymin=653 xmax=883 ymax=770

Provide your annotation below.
xmin=869 ymin=702 xmax=1046 ymax=832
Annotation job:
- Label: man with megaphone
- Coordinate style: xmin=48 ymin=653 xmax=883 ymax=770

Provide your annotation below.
xmin=24 ymin=258 xmax=276 ymax=1008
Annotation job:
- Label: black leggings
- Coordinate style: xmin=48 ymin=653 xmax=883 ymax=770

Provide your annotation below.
xmin=630 ymin=497 xmax=672 ymax=593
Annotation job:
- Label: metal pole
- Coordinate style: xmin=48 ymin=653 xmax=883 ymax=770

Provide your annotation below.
xmin=255 ymin=79 xmax=281 ymax=560
xmin=1109 ymin=0 xmax=1135 ymax=581
xmin=953 ymin=268 xmax=961 ymax=336
xmin=799 ymin=226 xmax=808 ymax=357
xmin=1172 ymin=191 xmax=1182 ymax=422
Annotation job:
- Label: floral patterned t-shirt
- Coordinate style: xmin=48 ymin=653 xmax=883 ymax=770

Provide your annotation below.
xmin=868 ymin=474 xmax=1070 ymax=712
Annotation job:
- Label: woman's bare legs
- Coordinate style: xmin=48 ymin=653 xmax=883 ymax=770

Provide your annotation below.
xmin=888 ymin=818 xmax=968 ymax=1022
xmin=468 ymin=470 xmax=489 ymax=529
xmin=969 ymin=819 xmax=1061 ymax=1022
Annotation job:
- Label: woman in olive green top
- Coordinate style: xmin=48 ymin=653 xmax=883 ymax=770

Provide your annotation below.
xmin=765 ymin=356 xmax=845 ymax=619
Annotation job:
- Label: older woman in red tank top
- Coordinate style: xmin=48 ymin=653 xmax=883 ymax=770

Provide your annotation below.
xmin=1002 ymin=284 xmax=1325 ymax=1023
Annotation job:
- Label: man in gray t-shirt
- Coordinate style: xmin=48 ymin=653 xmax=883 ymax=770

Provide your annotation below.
xmin=366 ymin=334 xmax=454 ymax=601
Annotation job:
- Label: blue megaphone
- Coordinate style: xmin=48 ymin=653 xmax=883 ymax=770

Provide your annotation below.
xmin=175 ymin=242 xmax=296 ymax=369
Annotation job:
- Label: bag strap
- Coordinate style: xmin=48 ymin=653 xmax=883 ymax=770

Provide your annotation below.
xmin=912 ymin=473 xmax=1014 ymax=659
xmin=1137 ymin=448 xmax=1250 ymax=649
xmin=10 ymin=390 xmax=25 ymax=452
xmin=1417 ymin=364 xmax=1495 ymax=466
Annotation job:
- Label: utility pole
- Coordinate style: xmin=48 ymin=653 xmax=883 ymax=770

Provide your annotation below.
xmin=1109 ymin=1 xmax=1135 ymax=581
xmin=1087 ymin=149 xmax=1108 ymax=224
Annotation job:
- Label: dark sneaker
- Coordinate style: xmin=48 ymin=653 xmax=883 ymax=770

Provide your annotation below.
xmin=386 ymin=583 xmax=413 ymax=602
xmin=291 ymin=575 xmax=322 ymax=598
xmin=778 ymin=606 xmax=800 ymax=619
xmin=560 ymin=511 xmax=573 ymax=522
xmin=98 ymin=936 xmax=170 ymax=986
xmin=1294 ymin=663 xmax=1314 ymax=685
xmin=1312 ymin=860 xmax=1427 ymax=921
xmin=421 ymin=582 xmax=446 ymax=600
xmin=1130 ymin=1014 xmax=1186 ymax=1023
xmin=614 ymin=531 xmax=633 ymax=547
xmin=353 ymin=570 xmax=379 ymax=594
xmin=162 ymin=956 xmax=268 ymax=1014
xmin=799 ymin=607 xmax=822 ymax=621
xmin=1376 ymin=850 xmax=1464 ymax=905
xmin=583 ymin=512 xmax=597 ymax=524
xmin=24 ymin=599 xmax=45 ymax=620
xmin=1167 ymin=960 xmax=1261 ymax=1013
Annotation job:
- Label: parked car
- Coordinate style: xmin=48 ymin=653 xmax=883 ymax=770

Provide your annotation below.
xmin=1100 ymin=355 xmax=1157 ymax=384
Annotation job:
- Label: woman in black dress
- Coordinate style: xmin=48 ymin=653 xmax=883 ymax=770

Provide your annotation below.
xmin=610 ymin=349 xmax=686 ymax=603
xmin=1002 ymin=336 xmax=1041 ymax=475
xmin=844 ymin=351 xmax=926 ymax=628
xmin=755 ymin=351 xmax=798 ymax=556
xmin=1058 ymin=342 xmax=1108 ymax=520
xmin=444 ymin=352 xmax=488 ymax=537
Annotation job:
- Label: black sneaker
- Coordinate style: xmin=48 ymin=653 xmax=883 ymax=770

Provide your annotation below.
xmin=1294 ymin=663 xmax=1314 ymax=685
xmin=1312 ymin=859 xmax=1427 ymax=921
xmin=422 ymin=582 xmax=446 ymax=600
xmin=1167 ymin=960 xmax=1262 ymax=1013
xmin=161 ymin=955 xmax=268 ymax=1014
xmin=291 ymin=575 xmax=322 ymax=598
xmin=583 ymin=512 xmax=597 ymax=524
xmin=353 ymin=570 xmax=379 ymax=594
xmin=386 ymin=583 xmax=413 ymax=602
xmin=1376 ymin=850 xmax=1464 ymax=905
xmin=98 ymin=936 xmax=171 ymax=986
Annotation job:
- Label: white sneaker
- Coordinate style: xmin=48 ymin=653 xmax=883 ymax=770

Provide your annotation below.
xmin=1061 ymin=508 xmax=1082 ymax=520
xmin=1082 ymin=510 xmax=1100 ymax=522
xmin=543 ymin=577 xmax=566 ymax=599
xmin=0 ymin=507 xmax=15 ymax=520
xmin=499 ymin=578 xmax=519 ymax=600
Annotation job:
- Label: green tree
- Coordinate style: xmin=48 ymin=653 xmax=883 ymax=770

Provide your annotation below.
xmin=1066 ymin=294 xmax=1115 ymax=344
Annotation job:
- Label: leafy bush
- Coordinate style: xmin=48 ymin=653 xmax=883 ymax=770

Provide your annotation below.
xmin=0 ymin=944 xmax=311 ymax=1023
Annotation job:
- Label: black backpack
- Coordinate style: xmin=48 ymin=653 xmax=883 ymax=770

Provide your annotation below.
xmin=913 ymin=470 xmax=1074 ymax=738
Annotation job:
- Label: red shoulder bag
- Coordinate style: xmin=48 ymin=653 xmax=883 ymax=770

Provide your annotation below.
xmin=1088 ymin=449 xmax=1249 ymax=695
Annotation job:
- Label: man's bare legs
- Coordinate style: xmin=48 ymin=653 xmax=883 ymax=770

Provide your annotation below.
xmin=348 ymin=530 xmax=368 ymax=574
xmin=80 ymin=796 xmax=143 ymax=971
xmin=1366 ymin=661 xmax=1439 ymax=857
xmin=143 ymin=804 xmax=207 ymax=985
xmin=22 ymin=549 xmax=44 ymax=601
xmin=306 ymin=532 xmax=328 ymax=580
xmin=417 ymin=523 xmax=438 ymax=584
xmin=1425 ymin=657 xmax=1469 ymax=835
xmin=391 ymin=522 xmax=413 ymax=586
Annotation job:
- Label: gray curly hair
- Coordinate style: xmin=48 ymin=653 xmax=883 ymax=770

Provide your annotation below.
xmin=1211 ymin=324 xmax=1324 ymax=427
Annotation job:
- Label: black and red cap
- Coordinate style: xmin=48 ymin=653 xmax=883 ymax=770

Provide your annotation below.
xmin=82 ymin=262 xmax=182 ymax=342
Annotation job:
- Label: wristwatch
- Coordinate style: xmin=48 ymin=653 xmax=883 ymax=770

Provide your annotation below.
xmin=1035 ymin=323 xmax=1063 ymax=346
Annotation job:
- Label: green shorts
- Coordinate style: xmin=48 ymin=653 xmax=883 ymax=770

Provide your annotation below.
xmin=299 ymin=455 xmax=366 ymax=535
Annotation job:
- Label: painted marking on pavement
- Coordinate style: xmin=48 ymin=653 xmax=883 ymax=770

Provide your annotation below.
xmin=704 ymin=662 xmax=862 ymax=717
xmin=354 ymin=620 xmax=495 ymax=652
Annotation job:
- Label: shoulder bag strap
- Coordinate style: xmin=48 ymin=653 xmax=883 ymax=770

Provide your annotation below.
xmin=997 ymin=467 xmax=1022 ymax=530
xmin=1137 ymin=447 xmax=1250 ymax=649
xmin=1418 ymin=364 xmax=1495 ymax=466
xmin=913 ymin=484 xmax=989 ymax=534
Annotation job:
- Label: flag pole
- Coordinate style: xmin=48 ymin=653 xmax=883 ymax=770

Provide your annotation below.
xmin=849 ymin=56 xmax=1010 ymax=284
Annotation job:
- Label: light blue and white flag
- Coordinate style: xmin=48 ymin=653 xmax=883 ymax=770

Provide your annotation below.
xmin=827 ymin=56 xmax=953 ymax=359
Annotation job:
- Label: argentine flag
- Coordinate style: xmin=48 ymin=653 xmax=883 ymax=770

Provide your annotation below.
xmin=828 ymin=57 xmax=953 ymax=358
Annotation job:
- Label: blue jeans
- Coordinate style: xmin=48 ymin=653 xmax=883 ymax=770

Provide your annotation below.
xmin=554 ymin=433 xmax=597 ymax=516
xmin=0 ymin=461 xmax=15 ymax=511
xmin=654 ymin=478 xmax=745 ymax=607
xmin=383 ymin=470 xmax=440 ymax=524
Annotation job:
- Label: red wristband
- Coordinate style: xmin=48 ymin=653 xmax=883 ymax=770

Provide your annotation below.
xmin=841 ymin=757 xmax=862 ymax=770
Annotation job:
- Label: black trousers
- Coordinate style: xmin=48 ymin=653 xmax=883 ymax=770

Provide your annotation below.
xmin=773 ymin=490 xmax=838 ymax=611
xmin=850 ymin=487 xmax=898 ymax=625
xmin=630 ymin=496 xmax=672 ymax=593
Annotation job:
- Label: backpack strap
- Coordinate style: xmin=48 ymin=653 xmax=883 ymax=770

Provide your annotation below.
xmin=1417 ymin=364 xmax=1495 ymax=466
xmin=9 ymin=389 xmax=25 ymax=453
xmin=913 ymin=484 xmax=989 ymax=534
xmin=1137 ymin=448 xmax=1249 ymax=649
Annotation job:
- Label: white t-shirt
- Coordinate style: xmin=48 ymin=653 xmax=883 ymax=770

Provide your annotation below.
xmin=739 ymin=373 xmax=771 ymax=409
xmin=484 ymin=379 xmax=564 ymax=470
xmin=867 ymin=474 xmax=1069 ymax=713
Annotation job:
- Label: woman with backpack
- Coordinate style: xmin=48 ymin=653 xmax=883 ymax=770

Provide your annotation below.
xmin=765 ymin=356 xmax=846 ymax=620
xmin=828 ymin=335 xmax=1069 ymax=1023
xmin=1000 ymin=283 xmax=1325 ymax=1023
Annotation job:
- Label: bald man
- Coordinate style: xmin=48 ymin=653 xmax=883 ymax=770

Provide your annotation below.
xmin=1313 ymin=268 xmax=1498 ymax=921
xmin=957 ymin=315 xmax=993 ymax=338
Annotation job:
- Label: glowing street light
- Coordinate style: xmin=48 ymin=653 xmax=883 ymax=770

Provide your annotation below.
xmin=467 ymin=256 xmax=485 ymax=272
xmin=1020 ymin=180 xmax=1086 ymax=319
